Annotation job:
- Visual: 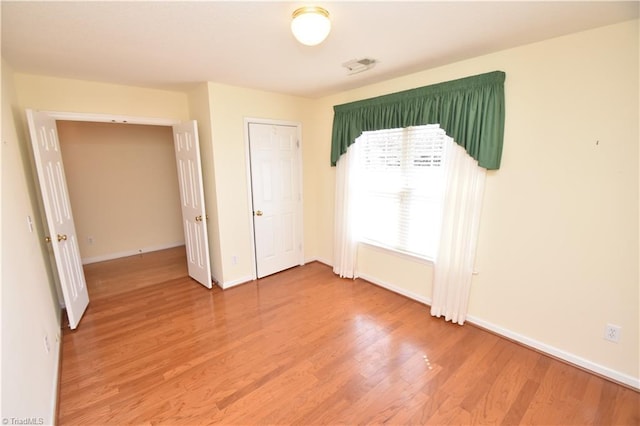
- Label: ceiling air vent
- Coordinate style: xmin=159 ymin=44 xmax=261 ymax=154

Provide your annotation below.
xmin=342 ymin=58 xmax=377 ymax=75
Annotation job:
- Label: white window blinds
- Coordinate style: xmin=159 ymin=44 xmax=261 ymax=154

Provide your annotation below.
xmin=357 ymin=124 xmax=447 ymax=259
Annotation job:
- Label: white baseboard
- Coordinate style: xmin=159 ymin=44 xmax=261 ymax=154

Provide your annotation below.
xmin=305 ymin=256 xmax=332 ymax=267
xmin=466 ymin=315 xmax=640 ymax=390
xmin=82 ymin=242 xmax=185 ymax=265
xmin=357 ymin=272 xmax=432 ymax=306
xmin=356 ymin=272 xmax=639 ymax=390
xmin=220 ymin=275 xmax=254 ymax=290
xmin=218 ymin=259 xmax=325 ymax=290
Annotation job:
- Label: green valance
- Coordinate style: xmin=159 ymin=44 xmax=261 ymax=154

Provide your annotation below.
xmin=331 ymin=71 xmax=505 ymax=170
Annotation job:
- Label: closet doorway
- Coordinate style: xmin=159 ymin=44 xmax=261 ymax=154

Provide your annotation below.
xmin=27 ymin=110 xmax=212 ymax=329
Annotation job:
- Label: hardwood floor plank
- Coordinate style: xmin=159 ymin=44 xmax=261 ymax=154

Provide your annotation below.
xmin=57 ymin=248 xmax=640 ymax=425
xmin=501 ymin=378 xmax=543 ymax=425
xmin=611 ymin=385 xmax=640 ymax=425
xmin=465 ymin=347 xmax=540 ymax=424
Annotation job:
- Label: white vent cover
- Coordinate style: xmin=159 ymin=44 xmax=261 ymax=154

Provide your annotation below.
xmin=342 ymin=58 xmax=377 ymax=75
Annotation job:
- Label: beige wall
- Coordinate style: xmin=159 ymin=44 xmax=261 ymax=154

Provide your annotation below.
xmin=309 ymin=20 xmax=639 ymax=384
xmin=187 ymin=83 xmax=224 ymax=283
xmin=1 ymin=61 xmax=61 ymax=423
xmin=205 ymin=82 xmax=312 ymax=286
xmin=13 ymin=74 xmax=190 ymax=120
xmin=57 ymin=121 xmax=184 ymax=262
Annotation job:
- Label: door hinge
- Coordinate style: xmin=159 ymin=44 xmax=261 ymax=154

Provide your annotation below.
xmin=296 ymin=140 xmax=300 ymax=148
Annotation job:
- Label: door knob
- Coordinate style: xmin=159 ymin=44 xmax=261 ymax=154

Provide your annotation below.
xmin=57 ymin=234 xmax=67 ymax=242
xmin=195 ymin=215 xmax=202 ymax=222
xmin=255 ymin=210 xmax=263 ymax=216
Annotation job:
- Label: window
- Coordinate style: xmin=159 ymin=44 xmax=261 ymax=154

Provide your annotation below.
xmin=356 ymin=124 xmax=448 ymax=260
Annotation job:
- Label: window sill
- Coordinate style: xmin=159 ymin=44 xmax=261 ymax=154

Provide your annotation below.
xmin=358 ymin=241 xmax=435 ymax=266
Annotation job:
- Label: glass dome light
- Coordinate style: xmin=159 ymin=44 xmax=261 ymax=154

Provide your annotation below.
xmin=291 ymin=6 xmax=331 ymax=46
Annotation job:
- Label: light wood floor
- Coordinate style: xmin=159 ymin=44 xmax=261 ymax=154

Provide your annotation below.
xmin=59 ymin=247 xmax=639 ymax=425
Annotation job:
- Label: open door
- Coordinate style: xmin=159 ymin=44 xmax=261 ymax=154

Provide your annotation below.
xmin=26 ymin=110 xmax=89 ymax=329
xmin=172 ymin=121 xmax=212 ymax=288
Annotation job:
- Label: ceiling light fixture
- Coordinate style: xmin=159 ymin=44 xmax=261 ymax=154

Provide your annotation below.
xmin=291 ymin=6 xmax=331 ymax=46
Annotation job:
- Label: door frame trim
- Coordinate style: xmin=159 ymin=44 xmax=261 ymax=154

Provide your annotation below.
xmin=243 ymin=117 xmax=305 ymax=280
xmin=42 ymin=110 xmax=181 ymax=126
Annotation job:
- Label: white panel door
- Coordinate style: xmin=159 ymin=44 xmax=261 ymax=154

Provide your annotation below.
xmin=26 ymin=110 xmax=89 ymax=329
xmin=248 ymin=123 xmax=302 ymax=278
xmin=173 ymin=121 xmax=212 ymax=288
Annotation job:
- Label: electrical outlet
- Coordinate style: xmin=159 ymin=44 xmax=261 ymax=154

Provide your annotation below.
xmin=87 ymin=236 xmax=94 ymax=245
xmin=604 ymin=324 xmax=621 ymax=343
xmin=231 ymin=255 xmax=238 ymax=265
xmin=43 ymin=335 xmax=51 ymax=353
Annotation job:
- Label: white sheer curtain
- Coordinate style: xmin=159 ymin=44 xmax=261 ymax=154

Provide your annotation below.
xmin=431 ymin=138 xmax=486 ymax=325
xmin=333 ymin=142 xmax=362 ymax=278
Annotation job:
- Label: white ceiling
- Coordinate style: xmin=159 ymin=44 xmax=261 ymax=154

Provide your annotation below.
xmin=2 ymin=1 xmax=638 ymax=98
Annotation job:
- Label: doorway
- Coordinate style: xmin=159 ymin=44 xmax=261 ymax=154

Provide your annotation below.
xmin=27 ymin=110 xmax=212 ymax=329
